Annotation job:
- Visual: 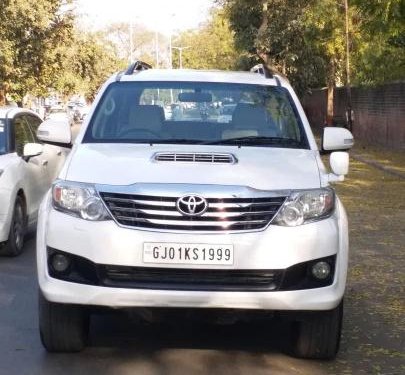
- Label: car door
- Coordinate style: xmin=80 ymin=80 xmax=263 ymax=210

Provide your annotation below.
xmin=24 ymin=114 xmax=68 ymax=184
xmin=13 ymin=114 xmax=48 ymax=220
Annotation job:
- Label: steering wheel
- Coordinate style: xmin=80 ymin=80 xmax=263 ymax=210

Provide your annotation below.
xmin=119 ymin=128 xmax=161 ymax=138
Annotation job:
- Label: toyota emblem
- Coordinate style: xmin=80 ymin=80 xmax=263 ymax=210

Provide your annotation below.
xmin=176 ymin=194 xmax=208 ymax=216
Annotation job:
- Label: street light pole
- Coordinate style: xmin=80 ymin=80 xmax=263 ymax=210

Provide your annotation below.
xmin=168 ymin=13 xmax=176 ymax=69
xmin=155 ymin=30 xmax=159 ymax=68
xmin=172 ymin=46 xmax=190 ymax=69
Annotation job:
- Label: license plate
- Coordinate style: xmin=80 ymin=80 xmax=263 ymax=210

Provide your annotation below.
xmin=143 ymin=242 xmax=234 ymax=266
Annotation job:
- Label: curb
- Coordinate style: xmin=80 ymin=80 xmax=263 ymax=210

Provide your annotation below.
xmin=351 ymin=153 xmax=405 ymax=179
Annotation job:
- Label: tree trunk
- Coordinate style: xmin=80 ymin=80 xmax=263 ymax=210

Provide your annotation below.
xmin=0 ymin=88 xmax=6 ymax=106
xmin=256 ymin=1 xmax=272 ymax=68
xmin=326 ymin=84 xmax=334 ymax=126
xmin=326 ymin=60 xmax=335 ymax=126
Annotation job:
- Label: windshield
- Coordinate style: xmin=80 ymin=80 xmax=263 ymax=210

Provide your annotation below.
xmin=0 ymin=119 xmax=6 ymax=153
xmin=83 ymin=81 xmax=308 ymax=148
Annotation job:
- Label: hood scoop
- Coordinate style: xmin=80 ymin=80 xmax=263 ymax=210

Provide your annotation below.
xmin=153 ymin=152 xmax=237 ymax=164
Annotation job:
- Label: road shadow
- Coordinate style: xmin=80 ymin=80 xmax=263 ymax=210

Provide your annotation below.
xmin=89 ymin=309 xmax=291 ymax=354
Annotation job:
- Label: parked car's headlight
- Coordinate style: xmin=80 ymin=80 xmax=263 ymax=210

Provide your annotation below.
xmin=52 ymin=181 xmax=110 ymax=221
xmin=273 ymin=188 xmax=335 ymax=226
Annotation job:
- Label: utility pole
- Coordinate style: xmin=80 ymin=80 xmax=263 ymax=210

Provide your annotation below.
xmin=169 ymin=33 xmax=172 ymax=69
xmin=344 ymin=0 xmax=353 ymax=131
xmin=172 ymin=46 xmax=190 ymax=69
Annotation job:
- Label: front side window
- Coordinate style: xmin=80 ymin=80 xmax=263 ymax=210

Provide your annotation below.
xmin=0 ymin=119 xmax=6 ymax=154
xmin=24 ymin=115 xmax=42 ymax=142
xmin=83 ymin=81 xmax=308 ymax=148
xmin=13 ymin=116 xmax=35 ymax=156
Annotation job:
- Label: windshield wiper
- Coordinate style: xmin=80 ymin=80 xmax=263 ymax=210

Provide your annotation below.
xmin=150 ymin=139 xmax=203 ymax=144
xmin=200 ymin=136 xmax=302 ymax=147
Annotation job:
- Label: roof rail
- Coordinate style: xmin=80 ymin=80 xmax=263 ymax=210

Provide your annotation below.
xmin=250 ymin=64 xmax=284 ymax=86
xmin=125 ymin=60 xmax=152 ymax=75
xmin=116 ymin=60 xmax=152 ymax=81
xmin=250 ymin=64 xmax=273 ymax=79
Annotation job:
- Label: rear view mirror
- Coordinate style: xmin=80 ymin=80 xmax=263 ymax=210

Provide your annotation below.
xmin=37 ymin=119 xmax=72 ymax=148
xmin=178 ymin=92 xmax=212 ymax=103
xmin=322 ymin=127 xmax=354 ymax=152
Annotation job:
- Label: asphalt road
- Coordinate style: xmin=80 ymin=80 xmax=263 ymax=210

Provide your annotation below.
xmin=0 ymin=155 xmax=404 ymax=375
xmin=0 ymin=237 xmax=327 ymax=375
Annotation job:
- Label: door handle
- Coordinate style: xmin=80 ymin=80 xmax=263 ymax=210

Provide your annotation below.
xmin=57 ymin=150 xmax=62 ymax=156
xmin=42 ymin=160 xmax=48 ymax=167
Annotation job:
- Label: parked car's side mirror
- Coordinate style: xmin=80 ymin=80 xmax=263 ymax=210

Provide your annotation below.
xmin=23 ymin=143 xmax=44 ymax=160
xmin=322 ymin=127 xmax=354 ymax=152
xmin=323 ymin=151 xmax=350 ymax=183
xmin=330 ymin=151 xmax=349 ymax=174
xmin=37 ymin=119 xmax=72 ymax=148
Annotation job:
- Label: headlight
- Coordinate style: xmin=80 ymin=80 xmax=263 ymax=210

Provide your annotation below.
xmin=273 ymin=188 xmax=335 ymax=226
xmin=52 ymin=181 xmax=111 ymax=221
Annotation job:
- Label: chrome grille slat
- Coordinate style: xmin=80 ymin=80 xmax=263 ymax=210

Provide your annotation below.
xmin=104 ymin=197 xmax=176 ymax=207
xmin=115 ymin=216 xmax=269 ymax=227
xmin=101 ymin=192 xmax=286 ymax=232
xmin=209 ymin=201 xmax=282 ymax=208
xmin=110 ymin=206 xmax=277 ymax=218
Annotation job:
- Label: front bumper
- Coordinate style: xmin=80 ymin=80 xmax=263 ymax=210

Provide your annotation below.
xmin=37 ymin=192 xmax=349 ymax=311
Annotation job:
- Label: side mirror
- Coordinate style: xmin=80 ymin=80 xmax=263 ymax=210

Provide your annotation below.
xmin=23 ymin=143 xmax=44 ymax=159
xmin=328 ymin=151 xmax=349 ymax=182
xmin=37 ymin=119 xmax=72 ymax=148
xmin=322 ymin=127 xmax=354 ymax=152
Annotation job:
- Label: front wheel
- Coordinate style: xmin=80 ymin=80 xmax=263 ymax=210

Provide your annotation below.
xmin=39 ymin=292 xmax=89 ymax=352
xmin=0 ymin=196 xmax=26 ymax=257
xmin=289 ymin=300 xmax=343 ymax=359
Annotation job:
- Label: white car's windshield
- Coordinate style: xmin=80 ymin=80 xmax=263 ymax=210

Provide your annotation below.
xmin=84 ymin=81 xmax=308 ymax=148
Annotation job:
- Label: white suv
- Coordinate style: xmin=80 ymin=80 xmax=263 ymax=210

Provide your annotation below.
xmin=0 ymin=107 xmax=67 ymax=256
xmin=36 ymin=62 xmax=354 ymax=358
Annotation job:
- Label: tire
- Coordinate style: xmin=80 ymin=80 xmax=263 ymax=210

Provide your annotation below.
xmin=0 ymin=196 xmax=26 ymax=257
xmin=290 ymin=300 xmax=343 ymax=359
xmin=38 ymin=292 xmax=89 ymax=352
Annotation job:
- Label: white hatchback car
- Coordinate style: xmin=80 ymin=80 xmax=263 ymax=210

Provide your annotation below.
xmin=36 ymin=62 xmax=354 ymax=358
xmin=0 ymin=107 xmax=68 ymax=256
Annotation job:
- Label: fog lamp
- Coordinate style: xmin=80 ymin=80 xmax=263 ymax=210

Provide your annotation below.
xmin=51 ymin=253 xmax=71 ymax=273
xmin=311 ymin=261 xmax=331 ymax=280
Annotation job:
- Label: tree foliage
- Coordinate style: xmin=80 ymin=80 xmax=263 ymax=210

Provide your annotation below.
xmin=0 ymin=0 xmax=75 ymax=103
xmin=103 ymin=22 xmax=157 ymax=64
xmin=222 ymin=0 xmax=346 ymax=93
xmin=0 ymin=0 xmax=126 ymax=104
xmin=351 ymin=0 xmax=405 ymax=84
xmin=220 ymin=0 xmax=404 ymax=91
xmin=55 ymin=30 xmax=126 ymax=100
xmin=1 ymin=0 xmax=403 ymax=106
xmin=173 ymin=8 xmax=240 ymax=70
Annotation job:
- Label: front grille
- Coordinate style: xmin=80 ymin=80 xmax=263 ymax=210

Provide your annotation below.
xmin=153 ymin=152 xmax=237 ymax=164
xmin=100 ymin=193 xmax=286 ymax=232
xmin=100 ymin=266 xmax=283 ymax=291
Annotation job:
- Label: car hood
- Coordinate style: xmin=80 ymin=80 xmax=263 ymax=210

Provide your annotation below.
xmin=64 ymin=144 xmax=321 ymax=190
xmin=0 ymin=153 xmax=16 ymax=170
